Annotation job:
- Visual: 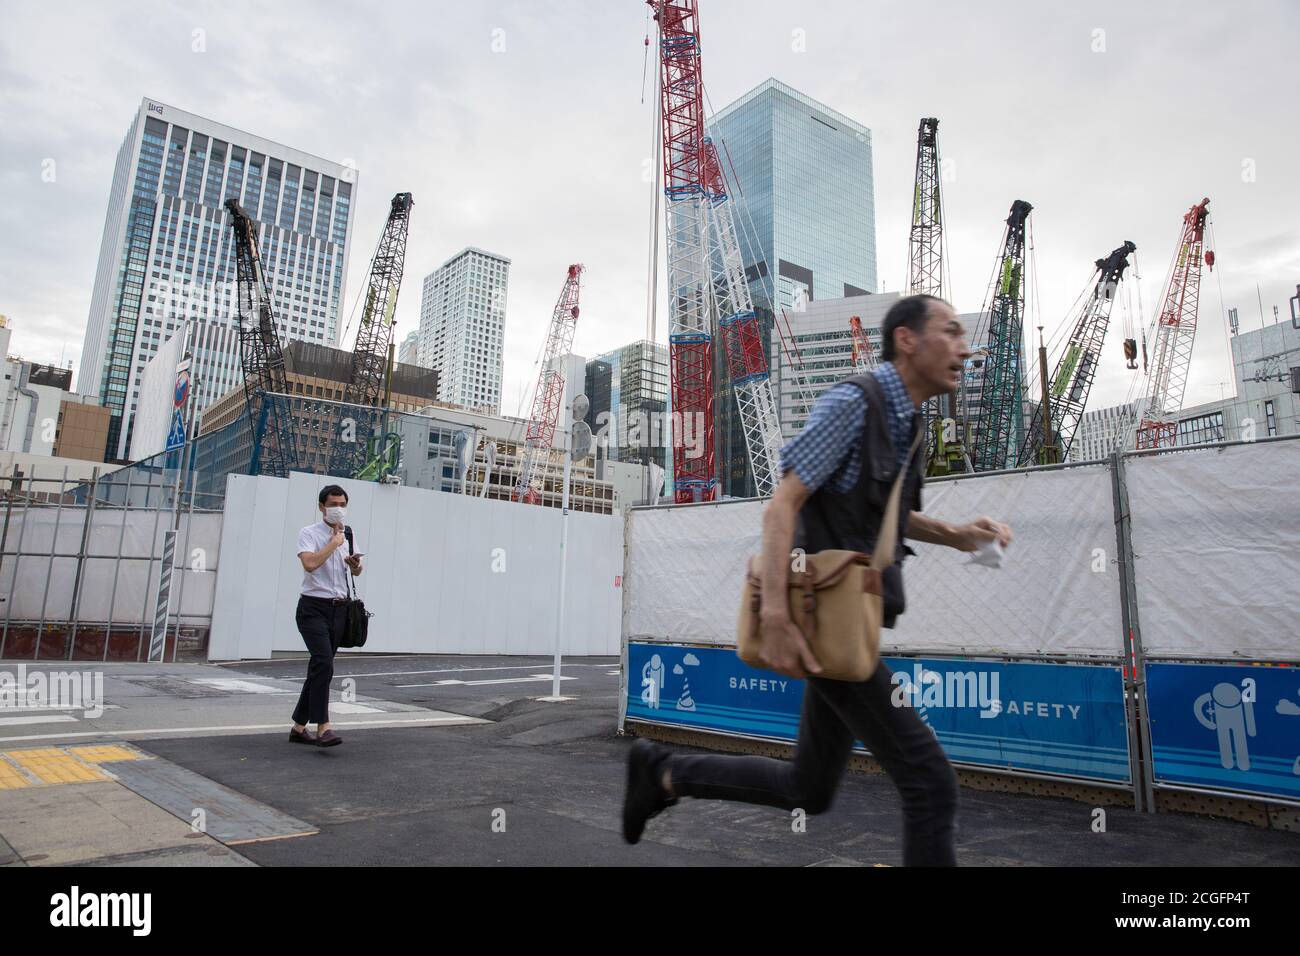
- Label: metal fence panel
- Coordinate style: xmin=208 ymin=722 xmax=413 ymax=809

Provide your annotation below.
xmin=1126 ymin=439 xmax=1300 ymax=661
xmin=625 ymin=460 xmax=1126 ymax=658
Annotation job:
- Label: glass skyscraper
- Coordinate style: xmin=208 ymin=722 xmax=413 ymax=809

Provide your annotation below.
xmin=707 ymin=78 xmax=877 ymax=496
xmin=81 ymin=97 xmax=357 ymax=462
xmin=584 ymin=340 xmax=669 ymax=475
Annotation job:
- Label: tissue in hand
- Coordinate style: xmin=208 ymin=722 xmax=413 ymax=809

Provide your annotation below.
xmin=967 ymin=538 xmax=1004 ymax=569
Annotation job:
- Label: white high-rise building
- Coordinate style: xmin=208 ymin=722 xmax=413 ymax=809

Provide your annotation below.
xmin=1069 ymin=400 xmax=1142 ymax=462
xmin=80 ymin=97 xmax=358 ymax=461
xmin=418 ymin=247 xmax=510 ymax=413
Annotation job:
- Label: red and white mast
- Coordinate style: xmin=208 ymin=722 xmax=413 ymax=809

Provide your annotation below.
xmin=1135 ymin=198 xmax=1213 ymax=448
xmin=649 ymin=0 xmax=716 ymax=502
xmin=848 ymin=315 xmax=876 ymax=372
xmin=514 ymin=264 xmax=583 ymax=504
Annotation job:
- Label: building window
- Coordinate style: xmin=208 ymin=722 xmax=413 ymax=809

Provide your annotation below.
xmin=1265 ymin=400 xmax=1276 ymax=436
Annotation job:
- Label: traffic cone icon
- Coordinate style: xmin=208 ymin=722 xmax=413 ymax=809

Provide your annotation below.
xmin=677 ymin=676 xmax=696 ymax=712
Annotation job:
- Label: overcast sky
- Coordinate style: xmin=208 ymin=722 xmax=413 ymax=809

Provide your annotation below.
xmin=2 ymin=0 xmax=1296 ymax=419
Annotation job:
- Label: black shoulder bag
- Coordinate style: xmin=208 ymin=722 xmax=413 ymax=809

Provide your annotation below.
xmin=340 ymin=526 xmax=371 ymax=648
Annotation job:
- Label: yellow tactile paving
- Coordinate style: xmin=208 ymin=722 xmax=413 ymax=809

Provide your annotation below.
xmin=67 ymin=745 xmax=143 ymax=764
xmin=0 ymin=758 xmax=32 ymax=790
xmin=5 ymin=748 xmax=109 ymax=785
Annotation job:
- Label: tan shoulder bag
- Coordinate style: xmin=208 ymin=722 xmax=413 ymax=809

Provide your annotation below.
xmin=736 ymin=428 xmax=922 ymax=682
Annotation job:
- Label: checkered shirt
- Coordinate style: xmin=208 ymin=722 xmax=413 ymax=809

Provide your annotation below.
xmin=778 ymin=361 xmax=919 ymax=495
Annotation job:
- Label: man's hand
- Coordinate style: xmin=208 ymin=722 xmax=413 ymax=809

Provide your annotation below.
xmin=344 ymin=553 xmax=362 ymax=575
xmin=757 ymin=613 xmax=823 ymax=680
xmin=329 ymin=527 xmax=346 ymax=551
xmin=955 ymin=516 xmax=1013 ymax=553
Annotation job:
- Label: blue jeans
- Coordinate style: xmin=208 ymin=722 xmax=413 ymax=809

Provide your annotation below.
xmin=666 ymin=661 xmax=959 ymax=866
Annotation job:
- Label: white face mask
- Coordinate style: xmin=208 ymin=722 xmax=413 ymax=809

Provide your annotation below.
xmin=325 ymin=505 xmax=347 ymax=525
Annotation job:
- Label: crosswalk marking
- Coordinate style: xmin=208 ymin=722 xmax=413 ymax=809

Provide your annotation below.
xmin=0 ymin=714 xmax=79 ymax=727
xmin=188 ymin=678 xmax=294 ymax=695
xmin=399 ymin=674 xmax=578 ymax=688
xmin=328 ymin=702 xmax=383 ymax=714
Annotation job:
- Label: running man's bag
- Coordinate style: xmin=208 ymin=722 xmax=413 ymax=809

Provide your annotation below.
xmin=340 ymin=527 xmax=371 ymax=649
xmin=736 ymin=429 xmax=922 ymax=682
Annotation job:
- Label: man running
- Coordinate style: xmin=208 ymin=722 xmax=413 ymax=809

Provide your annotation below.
xmin=622 ymin=294 xmax=1013 ymax=866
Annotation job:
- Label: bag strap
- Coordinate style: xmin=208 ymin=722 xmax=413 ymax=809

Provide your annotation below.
xmin=343 ymin=525 xmax=357 ymax=601
xmin=869 ymin=424 xmax=925 ymax=572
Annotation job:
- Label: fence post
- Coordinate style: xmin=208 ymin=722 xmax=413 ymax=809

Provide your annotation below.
xmin=3 ymin=471 xmax=34 ymax=658
xmin=66 ymin=467 xmax=99 ymax=660
xmin=1111 ymin=451 xmax=1156 ymax=813
xmin=0 ymin=466 xmax=17 ymax=657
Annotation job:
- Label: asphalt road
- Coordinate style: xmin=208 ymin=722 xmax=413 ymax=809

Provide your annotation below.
xmin=120 ymin=654 xmax=1300 ymax=867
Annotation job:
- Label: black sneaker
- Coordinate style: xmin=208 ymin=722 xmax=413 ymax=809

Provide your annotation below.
xmin=622 ymin=738 xmax=677 ymax=844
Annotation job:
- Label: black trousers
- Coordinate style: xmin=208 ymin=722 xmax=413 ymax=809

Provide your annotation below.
xmin=292 ymin=595 xmax=348 ymax=726
xmin=666 ymin=661 xmax=960 ymax=866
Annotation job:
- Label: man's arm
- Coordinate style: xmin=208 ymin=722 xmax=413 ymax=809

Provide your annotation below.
xmin=753 ymin=382 xmax=867 ymax=679
xmin=757 ymin=473 xmax=822 ymax=679
xmin=906 ymin=512 xmax=1012 ymax=552
xmin=298 ymin=527 xmax=345 ymax=572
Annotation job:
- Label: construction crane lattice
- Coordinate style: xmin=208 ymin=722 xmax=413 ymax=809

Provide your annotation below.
xmin=225 ymin=199 xmax=297 ymax=478
xmin=513 ymin=264 xmax=584 ymax=504
xmin=971 ymin=200 xmax=1033 ymax=473
xmin=1135 ymin=198 xmax=1212 ymax=449
xmin=328 ymin=192 xmax=414 ymax=480
xmin=1019 ymin=241 xmax=1137 ymax=466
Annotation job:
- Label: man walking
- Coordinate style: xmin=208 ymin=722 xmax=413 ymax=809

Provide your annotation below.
xmin=291 ymin=484 xmax=362 ymax=747
xmin=622 ymin=295 xmax=1013 ymax=865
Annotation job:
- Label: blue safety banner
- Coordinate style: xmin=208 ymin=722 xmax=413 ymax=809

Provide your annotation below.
xmin=625 ymin=642 xmax=1131 ymax=783
xmin=1146 ymin=662 xmax=1300 ymax=801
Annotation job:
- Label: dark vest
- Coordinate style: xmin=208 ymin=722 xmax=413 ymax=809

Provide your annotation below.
xmin=792 ymin=372 xmax=924 ymax=628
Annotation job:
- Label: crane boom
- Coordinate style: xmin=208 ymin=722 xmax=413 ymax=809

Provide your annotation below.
xmin=1135 ymin=198 xmax=1212 ymax=448
xmin=908 ymin=117 xmax=968 ymax=476
xmin=848 ymin=315 xmax=876 ymax=372
xmin=513 ymin=264 xmax=583 ymax=504
xmin=225 ymin=198 xmax=297 ymax=477
xmin=1019 ymin=241 xmax=1136 ymax=465
xmin=650 ymin=0 xmax=716 ymax=503
xmin=970 ymin=200 xmax=1033 ymax=472
xmin=701 ymin=137 xmax=784 ymax=497
xmin=908 ymin=117 xmax=943 ymax=297
xmin=328 ymin=192 xmax=414 ymax=479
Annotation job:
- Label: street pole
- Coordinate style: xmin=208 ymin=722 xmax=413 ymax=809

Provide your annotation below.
xmin=545 ymin=389 xmax=589 ymax=702
xmin=551 ymin=443 xmax=571 ymax=700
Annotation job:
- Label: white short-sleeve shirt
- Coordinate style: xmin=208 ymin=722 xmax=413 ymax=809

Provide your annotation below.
xmin=297 ymin=521 xmax=353 ymax=599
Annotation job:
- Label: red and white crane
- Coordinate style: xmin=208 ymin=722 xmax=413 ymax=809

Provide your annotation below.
xmin=648 ymin=0 xmax=714 ymax=503
xmin=1135 ymin=198 xmax=1213 ymax=448
xmin=700 ymin=137 xmax=784 ymax=496
xmin=648 ymin=0 xmax=784 ymax=500
xmin=513 ymin=264 xmax=583 ymax=504
xmin=848 ymin=315 xmax=876 ymax=372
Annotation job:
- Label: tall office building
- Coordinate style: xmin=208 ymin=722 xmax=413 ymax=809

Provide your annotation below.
xmin=584 ymin=341 xmax=670 ymax=475
xmin=707 ymin=78 xmax=877 ymax=496
xmin=418 ymin=248 xmax=510 ymax=413
xmin=80 ymin=97 xmax=357 ymax=461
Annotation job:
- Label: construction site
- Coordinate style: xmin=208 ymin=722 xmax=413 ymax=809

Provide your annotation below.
xmin=0 ymin=0 xmax=1297 ymax=895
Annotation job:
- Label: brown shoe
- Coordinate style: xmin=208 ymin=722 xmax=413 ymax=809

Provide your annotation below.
xmin=316 ymin=729 xmax=343 ymax=747
xmin=289 ymin=727 xmax=317 ymax=744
